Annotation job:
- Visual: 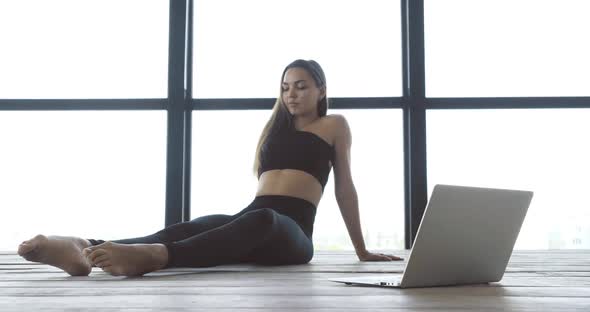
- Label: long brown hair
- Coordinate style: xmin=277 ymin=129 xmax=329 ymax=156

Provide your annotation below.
xmin=252 ymin=59 xmax=329 ymax=176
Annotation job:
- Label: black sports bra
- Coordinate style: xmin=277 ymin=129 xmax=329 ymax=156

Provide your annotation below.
xmin=258 ymin=130 xmax=335 ymax=190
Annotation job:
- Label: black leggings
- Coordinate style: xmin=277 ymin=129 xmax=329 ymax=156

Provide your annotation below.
xmin=88 ymin=195 xmax=317 ymax=268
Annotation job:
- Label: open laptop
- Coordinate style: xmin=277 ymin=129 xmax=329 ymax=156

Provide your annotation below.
xmin=331 ymin=184 xmax=533 ymax=288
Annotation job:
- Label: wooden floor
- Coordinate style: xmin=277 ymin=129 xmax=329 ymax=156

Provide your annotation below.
xmin=1 ymin=250 xmax=589 ymax=311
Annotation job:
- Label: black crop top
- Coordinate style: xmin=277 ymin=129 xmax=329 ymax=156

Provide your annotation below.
xmin=258 ymin=130 xmax=335 ymax=190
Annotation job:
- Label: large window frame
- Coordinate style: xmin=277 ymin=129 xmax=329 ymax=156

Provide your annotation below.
xmin=1 ymin=0 xmax=589 ymax=249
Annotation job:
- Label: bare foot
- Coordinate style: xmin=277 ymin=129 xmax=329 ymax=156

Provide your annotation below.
xmin=83 ymin=242 xmax=169 ymax=277
xmin=18 ymin=234 xmax=92 ymax=276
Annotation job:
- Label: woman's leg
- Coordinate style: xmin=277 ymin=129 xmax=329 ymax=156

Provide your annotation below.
xmin=165 ymin=208 xmax=313 ymax=268
xmin=19 ymin=198 xmax=315 ymax=276
xmin=87 ymin=214 xmax=236 ymax=246
xmin=85 ymin=207 xmax=313 ymax=275
xmin=85 ymin=208 xmax=312 ymax=274
xmin=17 ymin=214 xmax=236 ymax=276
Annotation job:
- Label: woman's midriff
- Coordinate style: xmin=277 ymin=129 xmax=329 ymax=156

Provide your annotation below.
xmin=255 ymin=169 xmax=323 ymax=207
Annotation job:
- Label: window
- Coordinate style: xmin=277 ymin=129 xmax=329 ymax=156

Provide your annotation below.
xmin=427 ymin=109 xmax=590 ymax=249
xmin=0 ymin=0 xmax=169 ymax=99
xmin=0 ymin=111 xmax=166 ymax=250
xmin=193 ymin=0 xmax=401 ymax=98
xmin=424 ymin=0 xmax=590 ymax=97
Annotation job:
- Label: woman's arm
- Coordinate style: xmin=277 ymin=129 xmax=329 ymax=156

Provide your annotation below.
xmin=331 ymin=114 xmax=403 ymax=261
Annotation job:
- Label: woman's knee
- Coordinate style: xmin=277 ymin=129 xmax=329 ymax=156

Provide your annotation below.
xmin=242 ymin=208 xmax=278 ymax=229
xmin=303 ymin=247 xmax=314 ymax=263
xmin=296 ymin=241 xmax=314 ymax=264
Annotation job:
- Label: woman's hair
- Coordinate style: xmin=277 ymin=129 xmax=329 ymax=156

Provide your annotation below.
xmin=252 ymin=59 xmax=329 ymax=176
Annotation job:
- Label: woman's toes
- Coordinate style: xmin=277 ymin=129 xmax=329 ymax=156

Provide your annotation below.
xmin=95 ymin=259 xmax=111 ymax=268
xmin=83 ymin=244 xmax=102 ymax=256
xmin=17 ymin=242 xmax=36 ymax=256
xmin=17 ymin=235 xmax=47 ymax=257
xmin=90 ymin=254 xmax=109 ymax=267
xmin=16 ymin=234 xmax=91 ymax=276
xmin=86 ymin=249 xmax=105 ymax=262
xmin=82 ymin=246 xmax=96 ymax=256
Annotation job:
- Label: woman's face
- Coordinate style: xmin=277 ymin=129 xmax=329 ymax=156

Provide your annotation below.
xmin=281 ymin=67 xmax=325 ymax=118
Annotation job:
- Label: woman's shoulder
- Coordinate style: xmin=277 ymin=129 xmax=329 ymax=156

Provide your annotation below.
xmin=320 ymin=114 xmax=351 ymax=147
xmin=323 ymin=114 xmax=350 ymax=132
xmin=322 ymin=113 xmax=346 ymax=124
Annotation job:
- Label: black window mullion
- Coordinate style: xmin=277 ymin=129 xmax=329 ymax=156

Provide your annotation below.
xmin=183 ymin=0 xmax=194 ymax=222
xmin=426 ymin=97 xmax=590 ymax=109
xmin=402 ymin=0 xmax=428 ymax=249
xmin=192 ymin=97 xmax=403 ymax=110
xmin=0 ymin=99 xmax=166 ymax=110
xmin=165 ymin=0 xmax=188 ymax=227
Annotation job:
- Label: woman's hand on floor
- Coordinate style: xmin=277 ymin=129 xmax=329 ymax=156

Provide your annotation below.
xmin=357 ymin=251 xmax=404 ymax=262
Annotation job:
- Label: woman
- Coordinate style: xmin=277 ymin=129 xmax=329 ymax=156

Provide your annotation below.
xmin=17 ymin=59 xmax=403 ymax=277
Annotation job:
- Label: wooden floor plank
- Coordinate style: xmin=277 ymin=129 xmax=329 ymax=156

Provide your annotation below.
xmin=1 ymin=250 xmax=590 ymax=311
xmin=3 ymin=295 xmax=590 ymax=311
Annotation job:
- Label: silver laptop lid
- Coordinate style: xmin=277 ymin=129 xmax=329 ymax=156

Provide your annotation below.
xmin=400 ymin=184 xmax=533 ymax=288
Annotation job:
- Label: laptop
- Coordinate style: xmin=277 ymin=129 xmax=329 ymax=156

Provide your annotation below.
xmin=331 ymin=184 xmax=533 ymax=288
